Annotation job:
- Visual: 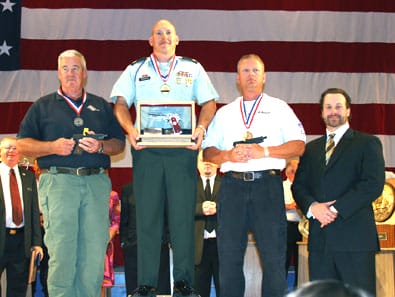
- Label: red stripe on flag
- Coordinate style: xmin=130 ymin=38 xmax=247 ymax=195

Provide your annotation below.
xmin=21 ymin=0 xmax=395 ymax=12
xmin=0 ymin=102 xmax=32 ymax=134
xmin=290 ymin=103 xmax=395 ymax=135
xmin=20 ymin=39 xmax=395 ymax=73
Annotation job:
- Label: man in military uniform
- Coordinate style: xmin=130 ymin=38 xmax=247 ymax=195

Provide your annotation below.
xmin=111 ymin=19 xmax=218 ymax=297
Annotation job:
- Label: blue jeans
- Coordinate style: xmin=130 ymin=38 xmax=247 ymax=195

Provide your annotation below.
xmin=39 ymin=172 xmax=111 ymax=297
xmin=217 ymin=173 xmax=288 ymax=297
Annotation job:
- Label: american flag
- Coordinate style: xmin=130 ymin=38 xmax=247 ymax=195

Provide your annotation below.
xmin=1 ymin=0 xmax=395 ymax=192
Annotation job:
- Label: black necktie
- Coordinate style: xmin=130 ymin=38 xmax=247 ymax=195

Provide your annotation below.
xmin=10 ymin=168 xmax=23 ymax=226
xmin=204 ymin=178 xmax=216 ymax=232
xmin=205 ymin=178 xmax=212 ymax=201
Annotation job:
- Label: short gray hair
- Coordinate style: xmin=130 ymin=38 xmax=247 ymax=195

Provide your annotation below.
xmin=58 ymin=49 xmax=87 ymax=72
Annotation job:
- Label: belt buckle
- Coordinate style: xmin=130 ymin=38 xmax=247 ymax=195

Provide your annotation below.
xmin=49 ymin=167 xmax=57 ymax=174
xmin=76 ymin=167 xmax=86 ymax=176
xmin=243 ymin=171 xmax=254 ymax=181
xmin=9 ymin=229 xmax=16 ymax=235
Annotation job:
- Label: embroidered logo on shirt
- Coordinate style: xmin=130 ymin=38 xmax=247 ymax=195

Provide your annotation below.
xmin=298 ymin=122 xmax=306 ymax=135
xmin=87 ymin=105 xmax=100 ymax=111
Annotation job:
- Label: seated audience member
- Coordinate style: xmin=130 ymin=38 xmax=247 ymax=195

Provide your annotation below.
xmin=101 ymin=190 xmax=121 ymax=297
xmin=285 ymin=280 xmax=373 ymax=297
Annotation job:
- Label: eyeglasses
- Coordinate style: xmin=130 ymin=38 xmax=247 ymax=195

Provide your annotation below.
xmin=1 ymin=146 xmax=17 ymax=151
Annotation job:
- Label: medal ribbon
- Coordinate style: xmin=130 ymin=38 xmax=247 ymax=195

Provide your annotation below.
xmin=240 ymin=93 xmax=263 ymax=129
xmin=57 ymin=87 xmax=87 ymax=115
xmin=150 ymin=54 xmax=177 ymax=83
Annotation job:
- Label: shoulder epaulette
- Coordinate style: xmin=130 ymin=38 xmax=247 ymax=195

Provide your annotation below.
xmin=180 ymin=56 xmax=198 ymax=64
xmin=130 ymin=57 xmax=146 ymax=66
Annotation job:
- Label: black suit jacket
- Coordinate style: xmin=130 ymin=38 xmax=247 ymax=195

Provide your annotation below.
xmin=0 ymin=166 xmax=42 ymax=258
xmin=194 ymin=175 xmax=221 ymax=265
xmin=292 ymin=128 xmax=385 ymax=253
xmin=120 ymin=182 xmax=169 ymax=247
xmin=120 ymin=182 xmax=171 ymax=294
xmin=120 ymin=182 xmax=136 ymax=248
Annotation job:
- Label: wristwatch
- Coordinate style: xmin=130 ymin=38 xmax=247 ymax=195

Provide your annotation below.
xmin=197 ymin=124 xmax=207 ymax=138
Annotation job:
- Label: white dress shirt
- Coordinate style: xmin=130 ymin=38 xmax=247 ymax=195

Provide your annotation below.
xmin=0 ymin=162 xmax=25 ymax=227
xmin=200 ymin=175 xmax=217 ymax=239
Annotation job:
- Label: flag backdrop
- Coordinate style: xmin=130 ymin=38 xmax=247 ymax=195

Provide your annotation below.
xmin=1 ymin=0 xmax=395 ymax=194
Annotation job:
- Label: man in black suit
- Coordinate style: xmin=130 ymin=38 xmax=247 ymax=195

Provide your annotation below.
xmin=120 ymin=182 xmax=171 ymax=297
xmin=0 ymin=137 xmax=43 ymax=297
xmin=194 ymin=152 xmax=221 ymax=297
xmin=292 ymin=88 xmax=385 ymax=296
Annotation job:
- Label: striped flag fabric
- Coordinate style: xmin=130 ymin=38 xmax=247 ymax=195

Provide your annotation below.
xmin=1 ymin=1 xmax=395 ymax=191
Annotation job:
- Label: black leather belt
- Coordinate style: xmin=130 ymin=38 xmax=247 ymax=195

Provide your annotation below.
xmin=225 ymin=169 xmax=280 ymax=181
xmin=6 ymin=227 xmax=24 ymax=235
xmin=41 ymin=167 xmax=105 ymax=176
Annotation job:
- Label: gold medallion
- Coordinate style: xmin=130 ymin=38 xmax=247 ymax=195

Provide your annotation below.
xmin=160 ymin=84 xmax=171 ymax=93
xmin=372 ymin=179 xmax=395 ymax=222
xmin=298 ymin=216 xmax=309 ymax=239
xmin=244 ymin=131 xmax=253 ymax=140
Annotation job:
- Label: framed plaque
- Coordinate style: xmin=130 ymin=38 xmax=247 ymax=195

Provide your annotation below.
xmin=136 ymin=101 xmax=196 ymax=147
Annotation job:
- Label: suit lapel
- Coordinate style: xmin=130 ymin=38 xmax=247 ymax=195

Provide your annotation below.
xmin=314 ymin=136 xmax=327 ymax=168
xmin=212 ymin=175 xmax=221 ymax=201
xmin=0 ymin=175 xmax=4 ymax=219
xmin=197 ymin=178 xmax=205 ymax=202
xmin=18 ymin=166 xmax=31 ymax=216
xmin=325 ymin=128 xmax=354 ymax=168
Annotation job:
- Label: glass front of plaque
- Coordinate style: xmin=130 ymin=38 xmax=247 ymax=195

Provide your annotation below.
xmin=136 ymin=101 xmax=196 ymax=147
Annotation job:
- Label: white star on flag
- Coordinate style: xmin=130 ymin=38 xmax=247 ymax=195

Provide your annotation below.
xmin=0 ymin=40 xmax=12 ymax=56
xmin=0 ymin=0 xmax=15 ymax=12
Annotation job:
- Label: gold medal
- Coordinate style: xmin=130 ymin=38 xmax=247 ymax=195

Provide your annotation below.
xmin=244 ymin=131 xmax=253 ymax=140
xmin=160 ymin=83 xmax=171 ymax=93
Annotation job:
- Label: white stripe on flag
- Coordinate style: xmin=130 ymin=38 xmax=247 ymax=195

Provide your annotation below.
xmin=1 ymin=70 xmax=395 ymax=104
xmin=21 ymin=8 xmax=395 ymax=43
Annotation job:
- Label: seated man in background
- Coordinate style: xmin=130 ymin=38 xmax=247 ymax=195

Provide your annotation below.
xmin=285 ymin=280 xmax=373 ymax=297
